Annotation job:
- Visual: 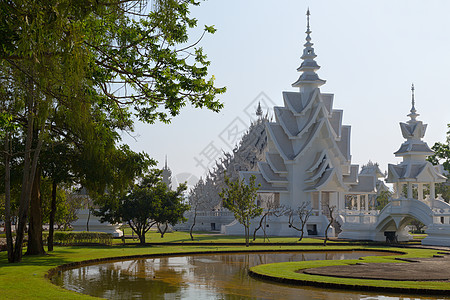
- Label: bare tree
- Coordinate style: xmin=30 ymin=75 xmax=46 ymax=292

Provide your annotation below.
xmin=188 ymin=178 xmax=210 ymax=241
xmin=252 ymin=197 xmax=288 ymax=242
xmin=287 ymin=201 xmax=313 ymax=241
xmin=323 ymin=203 xmax=336 ymax=246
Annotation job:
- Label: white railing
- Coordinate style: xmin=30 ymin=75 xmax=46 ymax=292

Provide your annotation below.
xmin=189 ymin=211 xmax=235 ymax=217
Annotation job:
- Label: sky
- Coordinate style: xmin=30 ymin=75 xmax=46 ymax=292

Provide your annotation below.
xmin=122 ymin=0 xmax=450 ymax=188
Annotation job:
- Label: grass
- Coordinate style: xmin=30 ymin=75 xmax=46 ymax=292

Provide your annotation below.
xmin=1 ymin=232 xmax=448 ymax=299
xmin=113 ymin=229 xmax=337 ymax=244
xmin=250 ymin=246 xmax=450 ymax=292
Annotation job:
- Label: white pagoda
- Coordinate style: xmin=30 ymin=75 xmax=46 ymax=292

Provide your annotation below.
xmin=339 ymin=86 xmax=450 ymax=245
xmin=223 ymin=10 xmax=380 ymax=237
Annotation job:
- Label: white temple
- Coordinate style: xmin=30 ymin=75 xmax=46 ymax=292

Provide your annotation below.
xmin=223 ymin=10 xmax=381 ymax=237
xmin=221 ymin=10 xmax=450 ymax=246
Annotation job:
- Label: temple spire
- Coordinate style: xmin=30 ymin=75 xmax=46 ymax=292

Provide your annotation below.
xmin=292 ymin=9 xmax=326 ymax=92
xmin=408 ymin=83 xmax=419 ymax=122
xmin=306 ymin=8 xmax=311 ymax=33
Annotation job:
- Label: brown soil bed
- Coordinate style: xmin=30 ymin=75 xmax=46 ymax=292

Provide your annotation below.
xmin=302 ymin=253 xmax=450 ymax=281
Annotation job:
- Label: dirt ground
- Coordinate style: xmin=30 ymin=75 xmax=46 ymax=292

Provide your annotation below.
xmin=302 ymin=250 xmax=450 ymax=281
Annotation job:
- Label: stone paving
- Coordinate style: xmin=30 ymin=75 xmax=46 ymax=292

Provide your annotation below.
xmin=302 ymin=251 xmax=450 ymax=281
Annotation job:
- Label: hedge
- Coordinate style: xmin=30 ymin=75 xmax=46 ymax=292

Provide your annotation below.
xmin=43 ymin=231 xmax=113 ymax=245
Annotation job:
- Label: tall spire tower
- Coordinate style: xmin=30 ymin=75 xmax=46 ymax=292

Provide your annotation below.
xmin=162 ymin=155 xmax=172 ymax=189
xmin=395 ymin=84 xmax=433 ymax=162
xmin=292 ymin=9 xmax=326 ymax=95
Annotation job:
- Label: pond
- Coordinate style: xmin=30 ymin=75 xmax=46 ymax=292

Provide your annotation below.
xmin=51 ymin=251 xmax=446 ymax=299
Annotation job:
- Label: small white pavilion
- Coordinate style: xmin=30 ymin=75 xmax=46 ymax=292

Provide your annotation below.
xmin=387 ymin=85 xmax=446 ymax=203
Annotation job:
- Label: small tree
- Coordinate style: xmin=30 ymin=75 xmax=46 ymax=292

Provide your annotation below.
xmin=287 ymin=201 xmax=313 ymax=241
xmin=252 ymin=198 xmax=288 ymax=242
xmin=153 ymin=183 xmax=189 ymax=238
xmin=409 ymin=219 xmax=426 ymax=233
xmin=376 ymin=190 xmax=392 ymax=210
xmin=188 ymin=178 xmax=209 ymax=241
xmin=220 ymin=174 xmax=262 ymax=247
xmin=323 ymin=203 xmax=336 ymax=246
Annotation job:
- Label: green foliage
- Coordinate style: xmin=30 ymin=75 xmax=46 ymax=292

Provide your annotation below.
xmin=95 ymin=169 xmax=189 ymax=244
xmin=376 ymin=190 xmax=392 ymax=210
xmin=42 ymin=231 xmax=113 ymax=246
xmin=0 ymin=0 xmax=224 ymax=262
xmin=428 ymin=124 xmax=450 ymax=172
xmin=427 ymin=124 xmax=450 ymax=201
xmin=220 ymin=174 xmax=262 ymax=246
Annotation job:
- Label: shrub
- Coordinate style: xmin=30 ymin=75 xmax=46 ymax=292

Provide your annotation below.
xmin=43 ymin=231 xmax=113 ymax=245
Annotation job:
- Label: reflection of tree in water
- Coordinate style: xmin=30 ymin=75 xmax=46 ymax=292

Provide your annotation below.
xmin=58 ymin=258 xmax=191 ymax=299
xmin=55 ymin=251 xmax=386 ymax=300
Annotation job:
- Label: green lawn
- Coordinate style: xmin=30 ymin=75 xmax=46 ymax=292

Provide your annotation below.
xmin=114 ymin=229 xmax=336 ymax=244
xmin=0 ymin=233 xmax=448 ymax=299
xmin=250 ymin=247 xmax=450 ymax=292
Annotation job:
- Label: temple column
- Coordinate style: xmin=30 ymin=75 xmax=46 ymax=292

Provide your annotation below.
xmin=318 ymin=191 xmax=322 ymax=216
xmin=418 ymin=184 xmax=424 ymax=201
xmin=365 ymin=195 xmax=369 ymax=212
xmin=407 ymin=182 xmax=413 ymax=199
xmin=356 ymin=195 xmax=361 ymax=211
xmin=430 ymin=183 xmax=436 ymax=200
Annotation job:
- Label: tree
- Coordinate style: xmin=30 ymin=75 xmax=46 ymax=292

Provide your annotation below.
xmin=409 ymin=219 xmax=426 ymax=233
xmin=428 ymin=124 xmax=450 ymax=201
xmin=252 ymin=196 xmax=287 ymax=242
xmin=287 ymin=201 xmax=313 ymax=241
xmin=188 ymin=177 xmax=209 ymax=241
xmin=220 ymin=174 xmax=262 ymax=247
xmin=323 ymin=203 xmax=336 ymax=246
xmin=95 ymin=170 xmax=189 ymax=244
xmin=153 ymin=183 xmax=189 ymax=238
xmin=1 ymin=0 xmax=225 ymax=262
xmin=376 ymin=190 xmax=392 ymax=210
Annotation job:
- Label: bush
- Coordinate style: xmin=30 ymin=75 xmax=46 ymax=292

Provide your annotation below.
xmin=43 ymin=231 xmax=113 ymax=245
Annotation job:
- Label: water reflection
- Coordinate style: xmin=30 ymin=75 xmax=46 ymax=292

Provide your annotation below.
xmin=52 ymin=251 xmax=448 ymax=300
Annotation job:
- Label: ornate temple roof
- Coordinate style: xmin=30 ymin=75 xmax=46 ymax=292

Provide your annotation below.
xmin=292 ymin=9 xmax=326 ymax=89
xmin=240 ymin=9 xmax=378 ymax=200
xmin=387 ymin=162 xmax=446 ymax=182
xmin=387 ymin=85 xmax=447 ymax=184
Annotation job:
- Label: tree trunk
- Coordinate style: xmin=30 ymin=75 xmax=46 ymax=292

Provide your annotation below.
xmin=158 ymin=223 xmax=168 ymax=238
xmin=48 ymin=180 xmax=57 ymax=251
xmin=13 ymin=101 xmax=36 ymax=261
xmin=139 ymin=229 xmax=146 ymax=244
xmin=245 ymin=221 xmax=249 ymax=247
xmin=26 ymin=168 xmax=45 ymax=255
xmin=299 ymin=224 xmax=305 ymax=241
xmin=86 ymin=208 xmax=90 ymax=231
xmin=253 ymin=214 xmax=265 ymax=241
xmin=4 ymin=133 xmax=14 ymax=262
xmin=12 ymin=76 xmax=44 ymax=262
xmin=189 ymin=208 xmax=197 ymax=241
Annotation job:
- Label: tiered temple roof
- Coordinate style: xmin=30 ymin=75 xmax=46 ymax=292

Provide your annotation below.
xmin=387 ymin=85 xmax=446 ymax=183
xmin=241 ymin=9 xmax=377 ymax=199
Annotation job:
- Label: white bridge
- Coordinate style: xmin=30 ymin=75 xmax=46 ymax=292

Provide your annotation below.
xmin=339 ymin=195 xmax=450 ymax=246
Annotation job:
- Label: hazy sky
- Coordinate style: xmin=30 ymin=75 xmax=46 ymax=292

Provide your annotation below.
xmin=122 ymin=0 xmax=450 ymax=188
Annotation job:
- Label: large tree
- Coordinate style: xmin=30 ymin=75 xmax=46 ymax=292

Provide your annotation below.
xmin=0 ymin=0 xmax=224 ymax=262
xmin=95 ymin=169 xmax=189 ymax=244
